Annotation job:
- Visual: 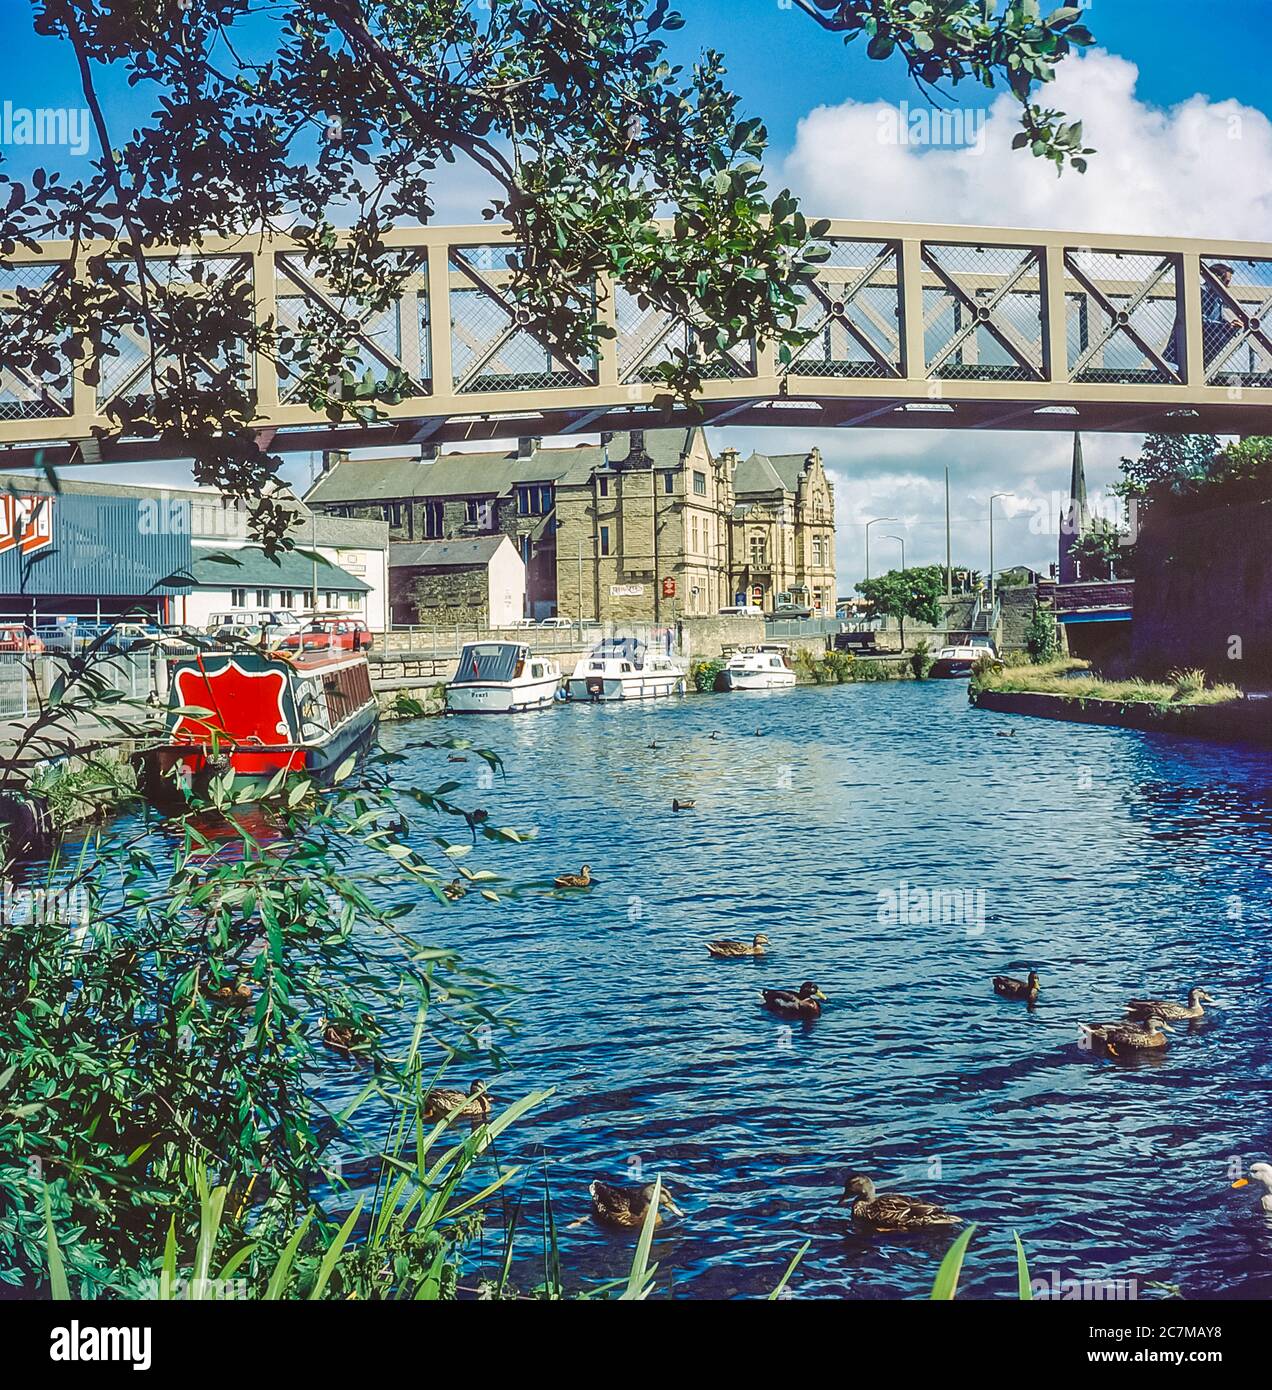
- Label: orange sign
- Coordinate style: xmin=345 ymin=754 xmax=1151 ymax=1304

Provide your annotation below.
xmin=0 ymin=495 xmax=54 ymax=556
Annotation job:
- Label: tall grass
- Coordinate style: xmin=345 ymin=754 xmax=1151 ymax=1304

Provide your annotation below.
xmin=972 ymin=658 xmax=1242 ymax=707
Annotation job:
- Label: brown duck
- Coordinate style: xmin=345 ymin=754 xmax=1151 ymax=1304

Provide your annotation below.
xmin=1081 ymin=1016 xmax=1174 ymax=1056
xmin=589 ymin=1179 xmax=683 ymax=1230
xmin=554 ymin=864 xmax=592 ymax=889
xmin=993 ymin=971 xmax=1040 ymax=1003
xmin=761 ymin=982 xmax=826 ymax=1019
xmin=708 ymin=932 xmax=769 ymax=958
xmin=1124 ymin=987 xmax=1216 ymax=1022
xmin=204 ymin=978 xmax=253 ymax=1008
xmin=839 ymin=1174 xmax=963 ymax=1230
xmin=423 ymin=1080 xmax=492 ymax=1121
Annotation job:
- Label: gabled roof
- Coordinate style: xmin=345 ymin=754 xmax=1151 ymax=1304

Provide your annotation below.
xmin=306 ymin=445 xmax=602 ymax=505
xmin=389 ymin=536 xmax=515 ymax=570
xmin=732 ymin=451 xmax=789 ymax=497
xmin=189 ymin=545 xmax=369 ymax=591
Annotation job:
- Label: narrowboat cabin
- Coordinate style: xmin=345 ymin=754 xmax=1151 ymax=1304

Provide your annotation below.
xmin=140 ymin=648 xmax=378 ymax=799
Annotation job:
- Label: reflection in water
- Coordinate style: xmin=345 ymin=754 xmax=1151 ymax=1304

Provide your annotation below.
xmin=127 ymin=681 xmax=1272 ymax=1296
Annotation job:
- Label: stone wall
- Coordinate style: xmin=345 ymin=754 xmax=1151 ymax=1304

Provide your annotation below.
xmin=1131 ymin=491 xmax=1272 ymax=684
xmin=674 ymin=614 xmax=766 ymax=660
xmin=391 ymin=566 xmax=488 ymax=627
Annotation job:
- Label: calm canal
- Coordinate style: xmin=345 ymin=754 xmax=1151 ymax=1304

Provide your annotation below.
xmin=346 ymin=680 xmax=1272 ymax=1299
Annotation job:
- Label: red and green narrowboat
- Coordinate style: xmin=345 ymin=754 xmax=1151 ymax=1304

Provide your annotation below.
xmin=140 ymin=648 xmax=378 ymax=800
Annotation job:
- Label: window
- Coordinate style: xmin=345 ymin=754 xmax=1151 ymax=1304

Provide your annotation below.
xmin=661 ymin=471 xmax=674 ymax=494
xmin=421 ymin=500 xmax=444 ymax=538
xmin=279 ymin=590 xmax=295 ymax=607
xmin=465 ymin=500 xmax=479 ymax=524
xmin=690 ymin=516 xmax=698 ymax=553
xmin=599 ymin=526 xmax=611 ymax=557
xmin=231 ymin=588 xmax=246 ymax=606
xmin=324 ymin=592 xmax=340 ymax=609
xmin=517 ymin=483 xmax=554 ymax=515
xmin=812 ymin=537 xmax=824 ymax=567
xmin=598 ymin=475 xmax=609 ymax=498
xmin=692 ymin=470 xmax=707 ymax=497
xmin=749 ymin=534 xmax=767 ymax=569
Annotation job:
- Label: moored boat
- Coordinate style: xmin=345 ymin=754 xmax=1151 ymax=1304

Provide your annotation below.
xmin=929 ymin=644 xmax=987 ymax=679
xmin=719 ymin=643 xmax=797 ymax=691
xmin=139 ymin=648 xmax=378 ymax=799
xmin=445 ymin=641 xmax=561 ymax=713
xmin=565 ymin=637 xmax=687 ymax=702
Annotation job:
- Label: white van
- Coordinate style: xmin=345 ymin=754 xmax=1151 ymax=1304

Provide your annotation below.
xmin=718 ymin=604 xmax=764 ymax=618
xmin=205 ymin=609 xmax=302 ymax=636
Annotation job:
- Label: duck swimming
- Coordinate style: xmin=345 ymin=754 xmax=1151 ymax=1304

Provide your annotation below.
xmin=761 ymin=982 xmax=826 ymax=1019
xmin=423 ymin=1080 xmax=491 ymax=1121
xmin=589 ymin=1179 xmax=683 ymax=1229
xmin=554 ymin=864 xmax=592 ymax=889
xmin=707 ymin=932 xmax=769 ymax=958
xmin=672 ymin=798 xmax=696 ymax=812
xmin=1124 ymin=987 xmax=1217 ymax=1022
xmin=838 ymin=1175 xmax=962 ymax=1230
xmin=1081 ymin=1016 xmax=1174 ymax=1056
xmin=1232 ymin=1162 xmax=1272 ymax=1214
xmin=993 ymin=971 xmax=1040 ymax=1003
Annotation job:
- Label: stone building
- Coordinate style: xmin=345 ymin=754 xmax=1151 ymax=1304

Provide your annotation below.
xmin=305 ymin=429 xmax=835 ymax=624
xmin=723 ymin=446 xmax=837 ymax=614
xmin=389 ymin=536 xmax=525 ymax=628
xmin=554 ymin=428 xmax=734 ymax=624
xmin=305 ymin=440 xmax=600 ymax=620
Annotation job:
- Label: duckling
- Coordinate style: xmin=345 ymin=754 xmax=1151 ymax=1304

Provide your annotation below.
xmin=995 ymin=728 xmax=1016 ymax=738
xmin=204 ymin=977 xmax=253 ymax=1007
xmin=993 ymin=970 xmax=1040 ymax=1003
xmin=760 ymin=981 xmax=826 ymax=1019
xmin=320 ymin=1019 xmax=363 ymax=1056
xmin=708 ymin=932 xmax=769 ymax=958
xmin=838 ymin=1174 xmax=963 ymax=1230
xmin=672 ymin=798 xmax=695 ymax=812
xmin=448 ymin=754 xmax=468 ymax=763
xmin=648 ymin=740 xmax=660 ymax=751
xmin=1124 ymin=987 xmax=1217 ymax=1022
xmin=1081 ymin=1016 xmax=1174 ymax=1056
xmin=589 ymin=1179 xmax=683 ymax=1230
xmin=443 ymin=878 xmax=468 ymax=901
xmin=709 ymin=731 xmax=720 ymax=741
xmin=554 ymin=863 xmax=592 ymax=889
xmin=1232 ymin=1161 xmax=1272 ymax=1214
xmin=423 ymin=1080 xmax=491 ymax=1121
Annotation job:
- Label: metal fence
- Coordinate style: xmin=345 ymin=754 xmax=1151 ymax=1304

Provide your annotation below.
xmin=763 ymin=617 xmax=849 ymax=639
xmin=0 ymin=652 xmax=163 ymax=720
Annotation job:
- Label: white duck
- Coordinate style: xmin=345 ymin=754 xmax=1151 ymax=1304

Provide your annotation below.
xmin=1233 ymin=1162 xmax=1272 ymax=1214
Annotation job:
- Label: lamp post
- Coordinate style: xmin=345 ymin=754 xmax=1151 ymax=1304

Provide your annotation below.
xmin=988 ymin=492 xmax=1012 ymax=601
xmin=886 ymin=534 xmax=906 ymax=573
xmin=864 ymin=516 xmax=898 ymax=582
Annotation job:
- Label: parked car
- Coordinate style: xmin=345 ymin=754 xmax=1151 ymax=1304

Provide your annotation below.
xmin=770 ymin=605 xmax=814 ymax=620
xmin=210 ymin=623 xmax=270 ymax=648
xmin=718 ymin=604 xmax=764 ymax=617
xmin=536 ymin=617 xmax=574 ymax=629
xmin=205 ymin=609 xmax=303 ymax=639
xmin=276 ymin=617 xmax=373 ymax=653
xmin=0 ymin=624 xmax=44 ymax=655
xmin=34 ymin=621 xmax=112 ymax=655
xmin=503 ymin=617 xmax=538 ymax=630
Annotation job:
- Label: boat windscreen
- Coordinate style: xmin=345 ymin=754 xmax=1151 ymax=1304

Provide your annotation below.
xmin=590 ymin=637 xmax=645 ymax=663
xmin=456 ymin=643 xmax=523 ymax=682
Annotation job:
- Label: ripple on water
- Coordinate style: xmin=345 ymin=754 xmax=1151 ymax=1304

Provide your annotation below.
xmin=336 ymin=682 xmax=1272 ymax=1297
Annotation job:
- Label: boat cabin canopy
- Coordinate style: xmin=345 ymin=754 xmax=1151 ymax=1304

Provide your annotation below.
xmin=455 ymin=641 xmax=529 ymax=682
xmin=589 ymin=636 xmax=646 ymax=665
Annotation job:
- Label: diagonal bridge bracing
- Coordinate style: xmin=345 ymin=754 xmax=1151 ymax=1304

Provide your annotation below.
xmin=1 ymin=219 xmax=1270 ymax=467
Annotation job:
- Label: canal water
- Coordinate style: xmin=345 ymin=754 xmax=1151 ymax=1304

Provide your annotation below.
xmin=350 ymin=680 xmax=1272 ymax=1299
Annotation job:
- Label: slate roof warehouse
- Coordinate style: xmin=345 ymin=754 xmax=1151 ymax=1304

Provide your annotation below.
xmin=0 ymin=473 xmax=389 ymax=628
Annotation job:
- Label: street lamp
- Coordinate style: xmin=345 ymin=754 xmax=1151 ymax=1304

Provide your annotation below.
xmin=886 ymin=534 xmax=906 ymax=573
xmin=864 ymin=516 xmax=898 ymax=581
xmin=988 ymin=492 xmax=1013 ymax=601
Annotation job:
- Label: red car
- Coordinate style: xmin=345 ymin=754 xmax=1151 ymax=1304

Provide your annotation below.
xmin=277 ymin=617 xmax=373 ymax=653
xmin=0 ymin=624 xmax=45 ymax=655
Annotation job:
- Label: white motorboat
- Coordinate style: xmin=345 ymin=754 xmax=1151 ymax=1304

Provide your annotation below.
xmin=719 ymin=644 xmax=797 ymax=691
xmin=445 ymin=641 xmax=561 ymax=712
xmin=565 ymin=636 xmax=687 ymax=701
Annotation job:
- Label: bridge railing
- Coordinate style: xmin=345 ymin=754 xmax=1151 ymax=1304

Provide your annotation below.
xmin=3 ymin=220 xmax=1270 ymax=446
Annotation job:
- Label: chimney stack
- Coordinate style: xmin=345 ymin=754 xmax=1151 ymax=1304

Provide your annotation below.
xmin=517 ymin=435 xmax=541 ymax=459
xmin=321 ymin=449 xmax=349 ymax=473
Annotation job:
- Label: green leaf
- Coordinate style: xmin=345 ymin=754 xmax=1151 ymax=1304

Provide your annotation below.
xmin=1014 ymin=1231 xmax=1033 ymax=1299
xmin=768 ymin=1239 xmax=810 ymax=1299
xmin=929 ymin=1223 xmax=978 ymax=1299
xmin=264 ymin=1209 xmax=314 ymax=1299
xmin=309 ymin=1198 xmax=363 ymax=1299
xmin=620 ymin=1174 xmax=662 ymax=1300
xmin=43 ymin=1190 xmax=70 ymax=1300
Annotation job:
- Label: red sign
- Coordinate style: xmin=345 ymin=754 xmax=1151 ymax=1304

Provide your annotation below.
xmin=661 ymin=577 xmax=676 ymax=598
xmin=0 ymin=494 xmax=54 ymax=556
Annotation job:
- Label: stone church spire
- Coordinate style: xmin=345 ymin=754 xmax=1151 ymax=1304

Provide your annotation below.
xmin=1059 ymin=430 xmax=1089 ymax=583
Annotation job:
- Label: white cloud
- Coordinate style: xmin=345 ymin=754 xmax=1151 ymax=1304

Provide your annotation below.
xmin=781 ymin=49 xmax=1272 ymax=238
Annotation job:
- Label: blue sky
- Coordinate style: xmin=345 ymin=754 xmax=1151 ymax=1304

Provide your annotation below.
xmin=1 ymin=2 xmax=1269 ymax=584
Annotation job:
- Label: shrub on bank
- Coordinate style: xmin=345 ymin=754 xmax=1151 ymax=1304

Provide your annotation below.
xmin=691 ymin=658 xmax=727 ymax=692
